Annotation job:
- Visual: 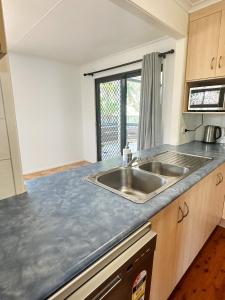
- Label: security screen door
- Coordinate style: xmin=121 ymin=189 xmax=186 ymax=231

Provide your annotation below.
xmin=95 ymin=70 xmax=141 ymax=161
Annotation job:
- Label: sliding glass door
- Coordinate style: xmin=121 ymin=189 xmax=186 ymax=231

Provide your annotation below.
xmin=95 ymin=70 xmax=141 ymax=161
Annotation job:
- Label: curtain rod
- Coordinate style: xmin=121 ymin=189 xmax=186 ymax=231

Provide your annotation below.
xmin=83 ymin=49 xmax=175 ymax=77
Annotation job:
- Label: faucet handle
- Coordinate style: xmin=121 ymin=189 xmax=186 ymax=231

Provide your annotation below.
xmin=127 ymin=156 xmax=139 ymax=167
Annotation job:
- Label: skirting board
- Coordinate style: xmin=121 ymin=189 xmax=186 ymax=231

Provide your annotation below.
xmin=23 ymin=161 xmax=90 ymax=180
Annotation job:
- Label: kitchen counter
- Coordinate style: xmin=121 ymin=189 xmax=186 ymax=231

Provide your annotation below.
xmin=1 ymin=142 xmax=225 ymax=300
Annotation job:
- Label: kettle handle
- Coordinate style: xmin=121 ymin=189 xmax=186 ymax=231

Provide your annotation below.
xmin=216 ymin=126 xmax=222 ymax=140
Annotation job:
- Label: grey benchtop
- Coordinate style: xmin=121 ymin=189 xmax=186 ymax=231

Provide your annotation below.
xmin=1 ymin=141 xmax=225 ymax=300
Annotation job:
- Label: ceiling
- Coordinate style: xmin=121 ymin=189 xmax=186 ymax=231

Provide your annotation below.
xmin=2 ymin=0 xmax=166 ymax=65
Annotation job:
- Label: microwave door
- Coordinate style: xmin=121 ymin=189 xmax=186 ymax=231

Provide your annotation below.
xmin=203 ymin=90 xmax=221 ymax=107
xmin=189 ymin=91 xmax=204 ymax=110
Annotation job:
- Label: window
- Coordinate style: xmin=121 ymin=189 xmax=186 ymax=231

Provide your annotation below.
xmin=95 ymin=70 xmax=141 ymax=161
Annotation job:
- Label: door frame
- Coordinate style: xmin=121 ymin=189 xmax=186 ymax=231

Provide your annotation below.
xmin=95 ymin=69 xmax=141 ymax=161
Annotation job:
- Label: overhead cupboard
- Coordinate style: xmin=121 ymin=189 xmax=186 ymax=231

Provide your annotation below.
xmin=186 ymin=0 xmax=225 ymax=81
xmin=183 ymin=0 xmax=225 ymax=112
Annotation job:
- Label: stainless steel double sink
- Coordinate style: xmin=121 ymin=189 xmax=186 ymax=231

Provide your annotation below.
xmin=86 ymin=151 xmax=212 ymax=204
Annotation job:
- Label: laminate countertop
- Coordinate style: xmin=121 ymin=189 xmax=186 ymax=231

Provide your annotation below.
xmin=1 ymin=141 xmax=225 ymax=300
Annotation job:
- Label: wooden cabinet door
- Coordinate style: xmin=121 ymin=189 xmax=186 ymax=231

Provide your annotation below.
xmin=213 ymin=164 xmax=225 ymax=222
xmin=150 ymin=200 xmax=180 ymax=300
xmin=186 ymin=12 xmax=221 ymax=81
xmin=0 ymin=0 xmax=6 ymax=58
xmin=175 ymin=183 xmax=206 ymax=282
xmin=216 ymin=10 xmax=225 ymax=77
xmin=150 ymin=164 xmax=225 ymax=300
xmin=175 ymin=167 xmax=225 ymax=284
xmin=202 ymin=165 xmax=225 ymax=234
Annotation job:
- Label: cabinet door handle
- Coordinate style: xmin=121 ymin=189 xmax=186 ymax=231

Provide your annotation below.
xmin=183 ymin=201 xmax=189 ymax=218
xmin=219 ymin=56 xmax=223 ymax=68
xmin=216 ymin=173 xmax=223 ymax=185
xmin=211 ymin=57 xmax=215 ymax=70
xmin=216 ymin=174 xmax=221 ymax=185
xmin=177 ymin=206 xmax=184 ymax=223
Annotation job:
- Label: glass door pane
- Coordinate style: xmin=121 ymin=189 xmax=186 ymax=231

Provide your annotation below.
xmin=126 ymin=75 xmax=141 ymax=153
xmin=97 ymin=79 xmax=122 ymax=161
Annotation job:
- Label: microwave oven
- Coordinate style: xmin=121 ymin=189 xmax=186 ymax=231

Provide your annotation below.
xmin=188 ymin=85 xmax=225 ymax=111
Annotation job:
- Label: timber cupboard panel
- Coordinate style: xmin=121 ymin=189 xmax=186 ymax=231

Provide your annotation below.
xmin=175 ymin=184 xmax=206 ymax=283
xmin=0 ymin=0 xmax=6 ymax=58
xmin=0 ymin=81 xmax=3 ymax=118
xmin=150 ymin=163 xmax=225 ymax=300
xmin=216 ymin=9 xmax=225 ymax=77
xmin=150 ymin=200 xmax=179 ymax=300
xmin=186 ymin=11 xmax=221 ymax=81
xmin=213 ymin=164 xmax=225 ymax=223
xmin=0 ymin=160 xmax=15 ymax=200
xmin=0 ymin=118 xmax=10 ymax=160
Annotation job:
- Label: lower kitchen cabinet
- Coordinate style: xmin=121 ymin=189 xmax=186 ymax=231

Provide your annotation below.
xmin=150 ymin=200 xmax=179 ymax=300
xmin=213 ymin=164 xmax=225 ymax=224
xmin=150 ymin=163 xmax=225 ymax=300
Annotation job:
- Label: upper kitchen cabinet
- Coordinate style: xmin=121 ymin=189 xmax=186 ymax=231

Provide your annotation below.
xmin=0 ymin=0 xmax=6 ymax=59
xmin=217 ymin=9 xmax=225 ymax=77
xmin=186 ymin=1 xmax=225 ymax=81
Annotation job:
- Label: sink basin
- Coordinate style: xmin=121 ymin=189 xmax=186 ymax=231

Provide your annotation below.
xmin=86 ymin=151 xmax=212 ymax=204
xmin=139 ymin=161 xmax=189 ymax=177
xmin=94 ymin=167 xmax=167 ymax=203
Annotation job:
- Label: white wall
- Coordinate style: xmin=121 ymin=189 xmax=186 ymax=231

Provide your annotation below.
xmin=9 ymin=53 xmax=83 ymax=174
xmin=81 ymin=37 xmax=176 ymax=162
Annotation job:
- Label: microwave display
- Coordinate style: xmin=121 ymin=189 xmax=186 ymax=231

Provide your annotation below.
xmin=188 ymin=85 xmax=225 ymax=111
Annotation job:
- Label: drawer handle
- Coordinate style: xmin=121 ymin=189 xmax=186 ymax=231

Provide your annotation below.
xmin=183 ymin=201 xmax=189 ymax=218
xmin=219 ymin=56 xmax=223 ymax=68
xmin=177 ymin=206 xmax=184 ymax=223
xmin=211 ymin=57 xmax=215 ymax=70
xmin=92 ymin=275 xmax=122 ymax=300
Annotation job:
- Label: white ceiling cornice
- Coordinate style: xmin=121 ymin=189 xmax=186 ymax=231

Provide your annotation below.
xmin=175 ymin=0 xmax=222 ymax=12
xmin=189 ymin=0 xmax=222 ymax=12
xmin=175 ymin=0 xmax=192 ymax=12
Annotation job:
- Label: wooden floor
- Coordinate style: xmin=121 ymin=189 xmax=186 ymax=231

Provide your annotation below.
xmin=169 ymin=226 xmax=225 ymax=300
xmin=23 ymin=161 xmax=90 ymax=180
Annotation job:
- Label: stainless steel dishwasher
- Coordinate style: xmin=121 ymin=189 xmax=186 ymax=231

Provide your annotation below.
xmin=50 ymin=223 xmax=156 ymax=300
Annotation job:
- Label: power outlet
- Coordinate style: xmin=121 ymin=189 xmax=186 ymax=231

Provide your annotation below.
xmin=181 ymin=127 xmax=186 ymax=134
